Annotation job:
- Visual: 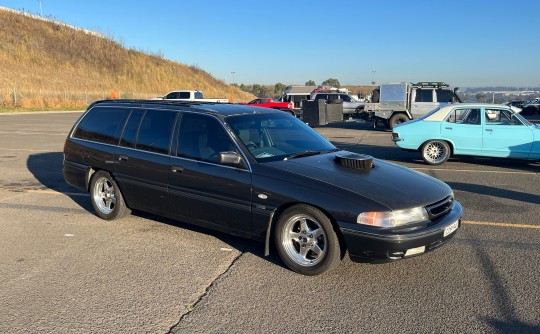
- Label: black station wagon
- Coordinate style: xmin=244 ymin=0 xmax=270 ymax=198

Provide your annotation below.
xmin=63 ymin=100 xmax=462 ymax=275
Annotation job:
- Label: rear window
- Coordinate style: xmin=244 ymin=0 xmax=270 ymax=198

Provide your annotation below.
xmin=73 ymin=107 xmax=129 ymax=145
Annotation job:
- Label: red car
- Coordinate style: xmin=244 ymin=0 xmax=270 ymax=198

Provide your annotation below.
xmin=241 ymin=98 xmax=295 ymax=116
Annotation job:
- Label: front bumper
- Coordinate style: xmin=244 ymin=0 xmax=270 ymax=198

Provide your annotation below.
xmin=339 ymin=201 xmax=462 ymax=262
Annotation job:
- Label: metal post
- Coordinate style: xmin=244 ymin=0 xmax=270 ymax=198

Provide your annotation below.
xmin=12 ymin=86 xmax=16 ymax=106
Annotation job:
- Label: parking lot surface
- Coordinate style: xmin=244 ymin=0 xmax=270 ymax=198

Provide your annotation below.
xmin=0 ymin=112 xmax=539 ymax=333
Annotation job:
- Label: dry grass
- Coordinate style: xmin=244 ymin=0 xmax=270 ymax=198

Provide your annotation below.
xmin=0 ymin=10 xmax=254 ymax=108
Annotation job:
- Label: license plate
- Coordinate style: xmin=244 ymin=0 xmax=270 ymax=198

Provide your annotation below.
xmin=443 ymin=220 xmax=459 ymax=237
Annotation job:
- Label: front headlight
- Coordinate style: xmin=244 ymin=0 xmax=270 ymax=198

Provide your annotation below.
xmin=357 ymin=206 xmax=429 ymax=227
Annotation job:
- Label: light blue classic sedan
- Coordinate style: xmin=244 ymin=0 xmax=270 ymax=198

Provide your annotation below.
xmin=391 ymin=103 xmax=540 ymax=165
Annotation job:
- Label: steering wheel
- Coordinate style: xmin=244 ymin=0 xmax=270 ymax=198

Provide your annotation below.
xmin=245 ymin=141 xmax=258 ymax=150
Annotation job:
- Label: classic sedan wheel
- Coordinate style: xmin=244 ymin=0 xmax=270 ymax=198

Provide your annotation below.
xmin=90 ymin=171 xmax=130 ymax=220
xmin=421 ymin=140 xmax=451 ymax=165
xmin=275 ymin=204 xmax=341 ymax=275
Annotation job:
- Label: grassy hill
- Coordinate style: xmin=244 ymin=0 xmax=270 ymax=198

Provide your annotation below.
xmin=0 ymin=9 xmax=254 ymax=109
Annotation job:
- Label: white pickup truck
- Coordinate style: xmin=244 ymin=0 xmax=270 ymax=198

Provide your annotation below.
xmin=156 ymin=90 xmax=229 ymax=103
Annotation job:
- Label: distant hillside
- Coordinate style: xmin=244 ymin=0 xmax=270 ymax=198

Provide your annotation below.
xmin=0 ymin=8 xmax=254 ymax=108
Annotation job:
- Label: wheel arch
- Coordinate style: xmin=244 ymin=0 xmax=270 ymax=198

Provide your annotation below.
xmin=420 ymin=138 xmax=455 ymax=155
xmin=264 ymin=201 xmax=346 ymax=258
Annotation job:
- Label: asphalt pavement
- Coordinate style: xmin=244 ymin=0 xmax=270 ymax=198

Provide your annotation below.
xmin=0 ymin=112 xmax=538 ymax=333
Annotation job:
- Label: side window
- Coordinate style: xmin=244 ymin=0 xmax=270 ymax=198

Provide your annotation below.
xmin=194 ymin=92 xmax=204 ymax=99
xmin=178 ymin=92 xmax=190 ymax=99
xmin=135 ymin=110 xmax=177 ymax=154
xmin=165 ymin=92 xmax=178 ymax=99
xmin=436 ymin=90 xmax=454 ymax=103
xmin=340 ymin=94 xmax=352 ymax=102
xmin=485 ymin=109 xmax=521 ymax=125
xmin=73 ymin=107 xmax=128 ymax=145
xmin=447 ymin=108 xmax=481 ymax=124
xmin=415 ymin=89 xmax=434 ymax=102
xmin=119 ymin=109 xmax=144 ymax=148
xmin=177 ymin=113 xmax=237 ymax=163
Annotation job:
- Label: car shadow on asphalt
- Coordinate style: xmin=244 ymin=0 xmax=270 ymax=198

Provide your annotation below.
xmin=132 ymin=210 xmax=288 ymax=269
xmin=470 ymin=238 xmax=540 ymax=333
xmin=26 ymin=152 xmax=289 ymax=270
xmin=26 ymin=152 xmax=93 ymax=212
xmin=447 ymin=182 xmax=540 ymax=205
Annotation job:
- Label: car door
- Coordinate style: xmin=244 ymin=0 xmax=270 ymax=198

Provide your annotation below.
xmin=482 ymin=108 xmax=534 ymax=158
xmin=339 ymin=94 xmax=354 ymax=114
xmin=114 ymin=109 xmax=178 ymax=212
xmin=168 ymin=112 xmax=253 ymax=237
xmin=411 ymin=89 xmax=439 ymax=118
xmin=440 ymin=108 xmax=483 ymax=155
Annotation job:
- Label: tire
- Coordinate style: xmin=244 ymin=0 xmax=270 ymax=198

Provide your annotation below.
xmin=371 ymin=89 xmax=380 ymax=103
xmin=421 ymin=140 xmax=451 ymax=165
xmin=90 ymin=170 xmax=130 ymax=220
xmin=275 ymin=204 xmax=341 ymax=275
xmin=388 ymin=113 xmax=409 ymax=130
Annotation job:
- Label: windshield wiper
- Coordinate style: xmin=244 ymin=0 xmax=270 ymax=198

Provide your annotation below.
xmin=284 ymin=148 xmax=339 ymax=160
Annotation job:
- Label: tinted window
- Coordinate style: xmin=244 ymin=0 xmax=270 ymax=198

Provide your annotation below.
xmin=340 ymin=94 xmax=352 ymax=102
xmin=119 ymin=109 xmax=144 ymax=148
xmin=194 ymin=92 xmax=204 ymax=99
xmin=415 ymin=89 xmax=433 ymax=102
xmin=436 ymin=90 xmax=455 ymax=103
xmin=165 ymin=92 xmax=178 ymax=99
xmin=178 ymin=92 xmax=190 ymax=99
xmin=135 ymin=110 xmax=177 ymax=154
xmin=73 ymin=107 xmax=128 ymax=145
xmin=177 ymin=113 xmax=237 ymax=163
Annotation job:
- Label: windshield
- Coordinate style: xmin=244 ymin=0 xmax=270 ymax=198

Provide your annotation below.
xmin=512 ymin=110 xmax=533 ymax=126
xmin=226 ymin=113 xmax=336 ymax=162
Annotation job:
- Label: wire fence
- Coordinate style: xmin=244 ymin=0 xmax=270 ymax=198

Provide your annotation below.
xmin=1 ymin=87 xmax=160 ymax=108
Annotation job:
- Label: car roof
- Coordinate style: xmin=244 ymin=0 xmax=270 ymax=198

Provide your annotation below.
xmin=89 ymin=99 xmax=282 ymax=118
xmin=424 ymin=103 xmax=514 ymax=121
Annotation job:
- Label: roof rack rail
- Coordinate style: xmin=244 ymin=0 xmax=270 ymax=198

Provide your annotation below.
xmin=414 ymin=82 xmax=449 ymax=88
xmin=93 ymin=99 xmax=225 ymax=106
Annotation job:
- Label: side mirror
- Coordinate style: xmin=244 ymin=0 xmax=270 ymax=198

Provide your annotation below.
xmin=219 ymin=151 xmax=242 ymax=166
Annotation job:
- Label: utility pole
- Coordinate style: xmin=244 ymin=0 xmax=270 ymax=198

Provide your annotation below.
xmin=371 ymin=70 xmax=376 ymax=87
xmin=38 ymin=0 xmax=43 ymax=16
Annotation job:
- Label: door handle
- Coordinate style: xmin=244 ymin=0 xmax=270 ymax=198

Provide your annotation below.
xmin=118 ymin=155 xmax=129 ymax=162
xmin=445 ymin=127 xmax=452 ymax=130
xmin=171 ymin=166 xmax=184 ymax=173
xmin=485 ymin=129 xmax=493 ymax=132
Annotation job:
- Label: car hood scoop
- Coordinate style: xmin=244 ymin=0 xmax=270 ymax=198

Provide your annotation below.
xmin=334 ymin=153 xmax=373 ymax=170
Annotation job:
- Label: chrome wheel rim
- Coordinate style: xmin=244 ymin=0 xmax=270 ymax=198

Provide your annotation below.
xmin=424 ymin=141 xmax=447 ymax=164
xmin=281 ymin=214 xmax=327 ymax=267
xmin=93 ymin=177 xmax=116 ymax=214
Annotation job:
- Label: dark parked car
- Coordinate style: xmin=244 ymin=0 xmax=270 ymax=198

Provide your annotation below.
xmin=63 ymin=100 xmax=462 ymax=275
xmin=521 ymin=99 xmax=540 ymax=123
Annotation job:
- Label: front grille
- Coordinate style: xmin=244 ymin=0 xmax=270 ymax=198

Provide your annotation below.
xmin=426 ymin=196 xmax=454 ymax=220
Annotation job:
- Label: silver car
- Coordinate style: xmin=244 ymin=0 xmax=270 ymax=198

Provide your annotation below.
xmin=312 ymin=93 xmax=365 ymax=115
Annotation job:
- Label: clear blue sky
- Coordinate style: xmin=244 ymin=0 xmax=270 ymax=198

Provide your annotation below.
xmin=2 ymin=0 xmax=539 ymax=87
